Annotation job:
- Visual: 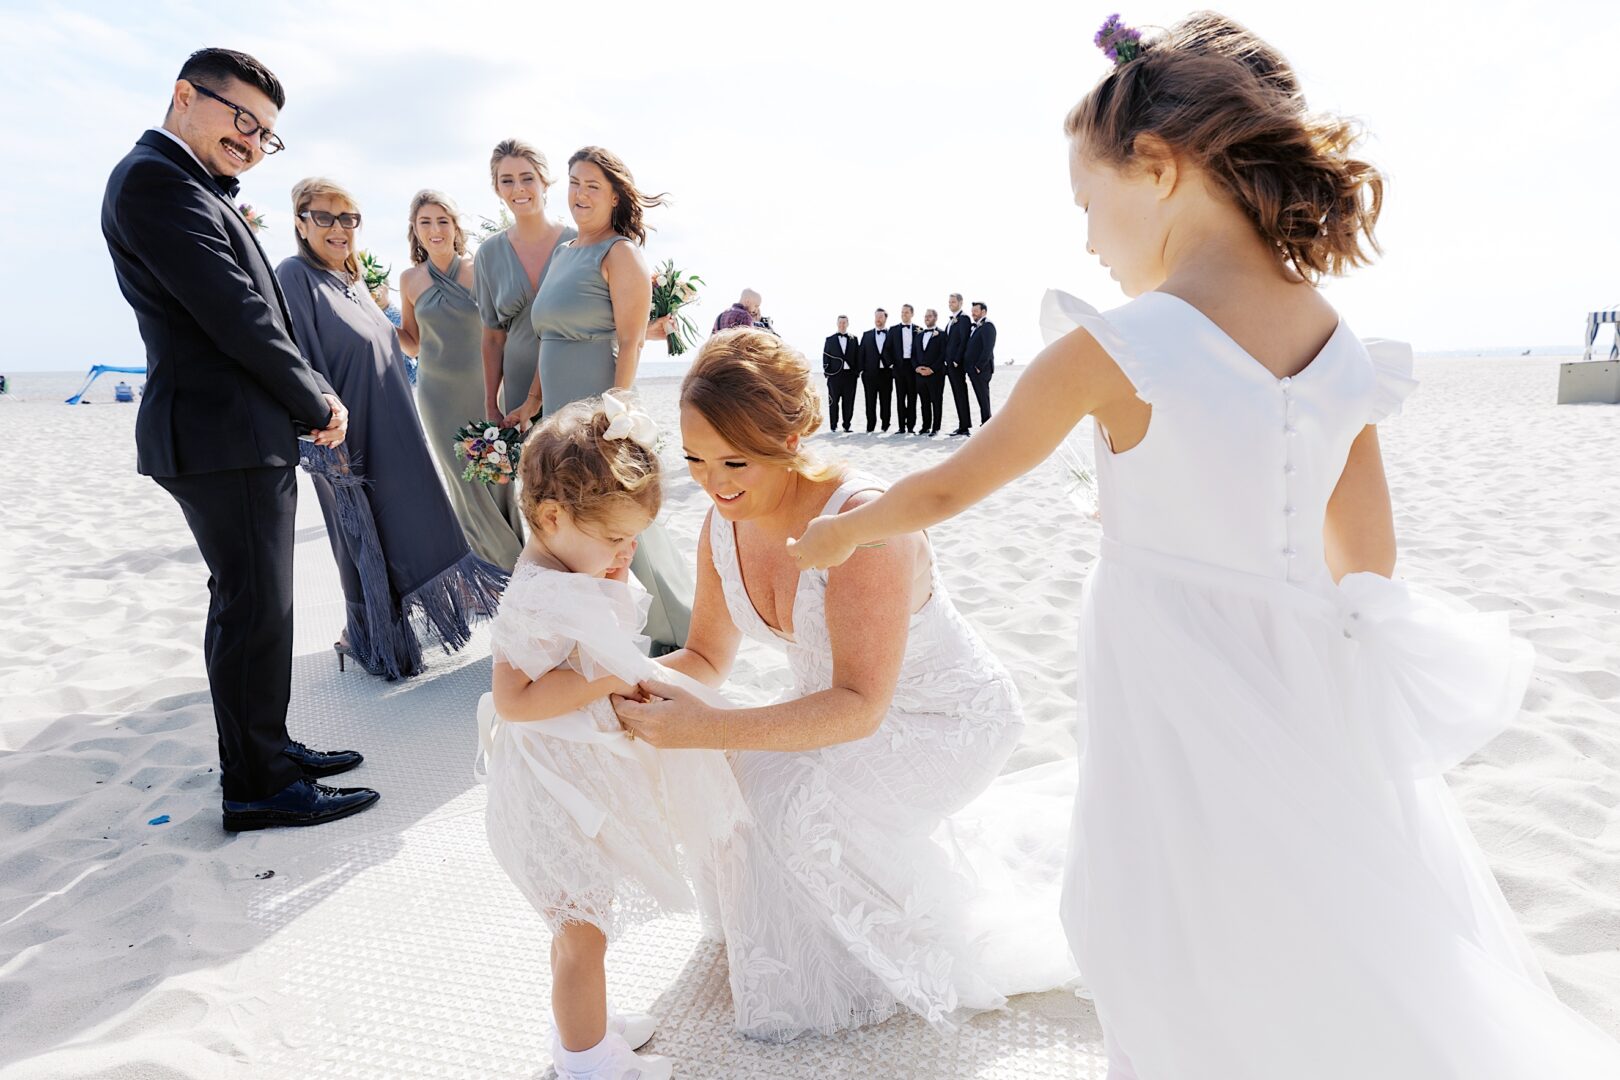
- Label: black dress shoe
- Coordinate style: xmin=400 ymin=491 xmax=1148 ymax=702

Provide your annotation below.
xmin=949 ymin=429 xmax=969 ymax=437
xmin=283 ymin=740 xmax=364 ymax=778
xmin=223 ymin=777 xmax=380 ymax=831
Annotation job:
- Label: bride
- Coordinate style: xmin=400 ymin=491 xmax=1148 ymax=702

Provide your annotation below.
xmin=613 ymin=327 xmax=1073 ymax=1041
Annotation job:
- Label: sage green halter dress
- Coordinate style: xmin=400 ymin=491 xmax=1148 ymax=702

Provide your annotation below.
xmin=413 ymin=254 xmax=523 ymax=569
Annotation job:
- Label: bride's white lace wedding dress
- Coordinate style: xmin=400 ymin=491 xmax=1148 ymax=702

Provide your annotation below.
xmin=1045 ymin=289 xmax=1620 ymax=1078
xmin=705 ymin=475 xmax=1076 ymax=1042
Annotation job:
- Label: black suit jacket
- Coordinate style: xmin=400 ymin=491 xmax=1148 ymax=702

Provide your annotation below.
xmin=858 ymin=328 xmax=898 ymax=375
xmin=916 ymin=326 xmax=947 ymax=377
xmin=890 ymin=323 xmax=923 ymax=375
xmin=822 ymin=332 xmax=856 ymax=376
xmin=943 ymin=310 xmax=973 ymax=366
xmin=102 ymin=131 xmax=334 ymax=477
xmin=965 ymin=319 xmax=997 ymax=374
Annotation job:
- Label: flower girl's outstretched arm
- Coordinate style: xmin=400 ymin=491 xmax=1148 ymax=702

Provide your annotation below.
xmin=789 ymin=327 xmax=1133 ymax=570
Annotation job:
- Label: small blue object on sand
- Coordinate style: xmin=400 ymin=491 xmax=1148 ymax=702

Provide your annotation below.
xmin=148 ymin=815 xmax=170 ymax=826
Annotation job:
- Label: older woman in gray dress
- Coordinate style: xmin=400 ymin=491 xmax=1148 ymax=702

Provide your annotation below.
xmin=501 ymin=146 xmax=690 ymax=653
xmin=279 ymin=177 xmax=505 ymax=680
xmin=398 ymin=189 xmax=523 ymax=569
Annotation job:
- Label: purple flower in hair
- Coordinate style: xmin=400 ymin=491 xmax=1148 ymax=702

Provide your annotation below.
xmin=1094 ymin=13 xmax=1143 ymax=66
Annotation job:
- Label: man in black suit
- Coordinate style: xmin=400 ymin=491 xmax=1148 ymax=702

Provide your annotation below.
xmin=821 ymin=315 xmax=858 ymax=432
xmin=101 ymin=48 xmax=379 ymax=831
xmin=942 ymin=292 xmax=975 ymax=436
xmin=857 ymin=307 xmax=897 ymax=433
xmin=915 ymin=308 xmax=948 ymax=435
xmin=965 ymin=300 xmax=997 ymax=426
xmin=891 ymin=304 xmax=921 ymax=433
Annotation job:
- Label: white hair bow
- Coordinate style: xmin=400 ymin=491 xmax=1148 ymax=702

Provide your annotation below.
xmin=601 ymin=391 xmax=660 ymax=451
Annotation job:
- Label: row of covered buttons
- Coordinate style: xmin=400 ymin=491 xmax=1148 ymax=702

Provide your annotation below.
xmin=1281 ymin=376 xmax=1297 ymax=570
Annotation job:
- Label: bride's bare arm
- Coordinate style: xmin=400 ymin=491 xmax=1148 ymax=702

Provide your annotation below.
xmin=653 ymin=520 xmax=740 ymax=688
xmin=788 ymin=328 xmax=1129 ymax=569
xmin=619 ymin=505 xmax=922 ymax=751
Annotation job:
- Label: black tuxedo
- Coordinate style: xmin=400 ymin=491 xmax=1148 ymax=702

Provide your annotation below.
xmin=102 ymin=130 xmax=334 ymax=802
xmin=889 ymin=322 xmax=923 ymax=432
xmin=821 ymin=331 xmax=858 ymax=430
xmin=942 ymin=309 xmax=975 ymax=432
xmin=915 ymin=325 xmax=948 ymax=433
xmin=965 ymin=318 xmax=997 ymax=424
xmin=857 ymin=327 xmax=898 ymax=431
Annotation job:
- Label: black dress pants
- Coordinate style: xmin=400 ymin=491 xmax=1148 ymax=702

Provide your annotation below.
xmin=826 ymin=372 xmax=857 ymax=430
xmin=154 ymin=465 xmax=304 ymax=801
xmin=862 ymin=369 xmax=893 ymax=431
xmin=969 ymin=362 xmax=994 ymax=424
xmin=919 ymin=374 xmax=946 ymax=433
xmin=895 ymin=366 xmax=918 ymax=431
xmin=947 ymin=365 xmax=973 ymax=432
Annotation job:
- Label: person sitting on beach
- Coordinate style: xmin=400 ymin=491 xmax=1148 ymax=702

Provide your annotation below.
xmin=480 ymin=393 xmax=746 ymax=1080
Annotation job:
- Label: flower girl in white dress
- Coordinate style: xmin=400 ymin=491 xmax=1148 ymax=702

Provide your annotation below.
xmin=478 ymin=393 xmax=746 ymax=1080
xmin=789 ymin=12 xmax=1620 ymax=1079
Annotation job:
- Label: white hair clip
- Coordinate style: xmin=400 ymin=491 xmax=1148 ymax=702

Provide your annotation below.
xmin=601 ymin=391 xmax=660 ymax=452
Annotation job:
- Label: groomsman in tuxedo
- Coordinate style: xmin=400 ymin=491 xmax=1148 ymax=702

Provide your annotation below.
xmin=915 ymin=308 xmax=948 ymax=436
xmin=943 ymin=292 xmax=975 ymax=436
xmin=858 ymin=307 xmax=897 ymax=433
xmin=821 ymin=315 xmax=858 ymax=432
xmin=892 ymin=304 xmax=921 ymax=433
xmin=965 ymin=301 xmax=997 ymax=425
xmin=101 ymin=48 xmax=378 ymax=831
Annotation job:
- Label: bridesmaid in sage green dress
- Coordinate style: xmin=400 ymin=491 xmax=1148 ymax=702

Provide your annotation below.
xmin=504 ymin=145 xmax=690 ymax=653
xmin=472 ymin=139 xmax=576 ymax=421
xmin=399 ymin=189 xmax=524 ymax=569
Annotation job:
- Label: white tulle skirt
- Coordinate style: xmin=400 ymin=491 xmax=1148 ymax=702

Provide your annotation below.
xmin=1065 ymin=539 xmax=1620 ymax=1079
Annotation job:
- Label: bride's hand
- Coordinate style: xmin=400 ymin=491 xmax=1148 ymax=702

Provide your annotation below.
xmin=613 ymin=679 xmax=720 ymax=749
xmin=787 ymin=516 xmax=860 ymax=572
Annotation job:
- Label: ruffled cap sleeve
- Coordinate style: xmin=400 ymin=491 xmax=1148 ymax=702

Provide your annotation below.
xmin=1040 ymin=289 xmax=1153 ymax=404
xmin=1363 ymin=338 xmax=1418 ymax=423
xmin=488 ymin=563 xmax=654 ymax=682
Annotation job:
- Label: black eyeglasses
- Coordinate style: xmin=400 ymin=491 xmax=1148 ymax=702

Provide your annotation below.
xmin=300 ymin=210 xmax=362 ymax=229
xmin=189 ymin=82 xmax=286 ymax=155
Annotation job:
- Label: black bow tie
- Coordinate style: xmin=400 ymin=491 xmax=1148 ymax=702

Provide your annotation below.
xmin=213 ymin=173 xmax=241 ymax=198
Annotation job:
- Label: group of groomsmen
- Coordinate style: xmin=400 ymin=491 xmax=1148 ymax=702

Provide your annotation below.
xmin=820 ymin=293 xmax=997 ymax=437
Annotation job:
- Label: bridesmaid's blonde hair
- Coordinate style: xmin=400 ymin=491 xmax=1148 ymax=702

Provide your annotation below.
xmin=489 ymin=138 xmax=552 ymax=191
xmin=405 ymin=189 xmax=468 ymax=265
xmin=681 ymin=329 xmax=838 ymax=483
xmin=290 ymin=176 xmax=361 ymax=282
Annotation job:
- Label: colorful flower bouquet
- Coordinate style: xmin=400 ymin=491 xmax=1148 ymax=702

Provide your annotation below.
xmin=238 ymin=203 xmax=267 ymax=234
xmin=650 ymin=260 xmax=703 ymax=356
xmin=454 ymin=421 xmax=523 ymax=485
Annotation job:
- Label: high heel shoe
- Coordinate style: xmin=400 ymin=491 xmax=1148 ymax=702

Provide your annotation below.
xmin=334 ymin=640 xmax=351 ymax=673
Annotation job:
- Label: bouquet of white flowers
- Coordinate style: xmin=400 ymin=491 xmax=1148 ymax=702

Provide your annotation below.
xmin=649 ymin=259 xmax=703 ymax=356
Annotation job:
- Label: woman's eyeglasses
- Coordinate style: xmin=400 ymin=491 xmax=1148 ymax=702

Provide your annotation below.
xmin=190 ymin=82 xmax=286 ymax=155
xmin=299 ymin=210 xmax=363 ymax=229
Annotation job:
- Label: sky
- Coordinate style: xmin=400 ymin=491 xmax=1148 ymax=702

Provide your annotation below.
xmin=2 ymin=0 xmax=1616 ymax=373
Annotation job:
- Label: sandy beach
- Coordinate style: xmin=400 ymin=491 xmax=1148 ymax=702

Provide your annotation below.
xmin=1 ymin=356 xmax=1617 ymax=1078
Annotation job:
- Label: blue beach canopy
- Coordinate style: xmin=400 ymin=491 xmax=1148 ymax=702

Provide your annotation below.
xmin=65 ymin=364 xmax=145 ymax=404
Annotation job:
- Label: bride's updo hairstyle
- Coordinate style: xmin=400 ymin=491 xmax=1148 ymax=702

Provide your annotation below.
xmin=518 ymin=396 xmax=663 ymax=530
xmin=1066 ymin=11 xmax=1383 ymax=281
xmin=681 ymin=328 xmax=837 ymax=482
